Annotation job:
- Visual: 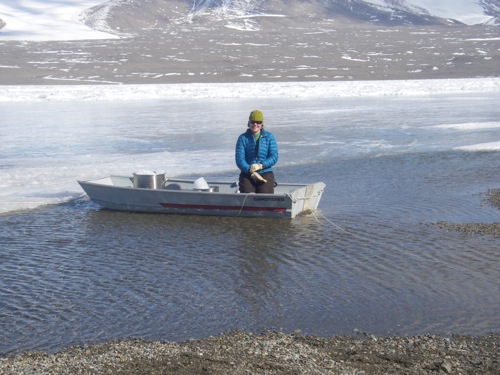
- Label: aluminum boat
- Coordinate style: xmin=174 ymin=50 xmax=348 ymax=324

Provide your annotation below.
xmin=78 ymin=175 xmax=326 ymax=219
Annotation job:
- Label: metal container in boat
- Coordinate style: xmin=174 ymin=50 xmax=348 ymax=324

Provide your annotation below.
xmin=133 ymin=172 xmax=166 ymax=189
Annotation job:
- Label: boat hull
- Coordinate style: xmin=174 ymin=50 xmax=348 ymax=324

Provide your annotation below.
xmin=78 ymin=176 xmax=325 ymax=219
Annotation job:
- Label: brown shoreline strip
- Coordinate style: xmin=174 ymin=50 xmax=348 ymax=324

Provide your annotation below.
xmin=1 ymin=332 xmax=499 ymax=374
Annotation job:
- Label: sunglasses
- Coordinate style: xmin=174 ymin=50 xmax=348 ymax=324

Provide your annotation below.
xmin=250 ymin=121 xmax=262 ymax=125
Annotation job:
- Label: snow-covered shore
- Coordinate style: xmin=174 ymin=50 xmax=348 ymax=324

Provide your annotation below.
xmin=1 ymin=78 xmax=500 ymax=102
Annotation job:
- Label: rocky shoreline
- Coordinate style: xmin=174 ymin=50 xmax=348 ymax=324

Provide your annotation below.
xmin=433 ymin=189 xmax=500 ymax=238
xmin=1 ymin=331 xmax=499 ymax=374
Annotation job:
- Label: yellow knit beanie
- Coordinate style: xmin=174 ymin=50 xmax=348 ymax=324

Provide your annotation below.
xmin=249 ymin=110 xmax=264 ymax=122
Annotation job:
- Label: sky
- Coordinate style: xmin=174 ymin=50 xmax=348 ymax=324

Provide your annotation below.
xmin=0 ymin=0 xmax=495 ymax=41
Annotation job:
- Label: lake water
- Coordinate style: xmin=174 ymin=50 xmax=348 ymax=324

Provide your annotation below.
xmin=1 ymin=92 xmax=499 ymax=355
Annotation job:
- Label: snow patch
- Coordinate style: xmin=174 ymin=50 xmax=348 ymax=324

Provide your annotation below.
xmin=0 ymin=0 xmax=118 ymax=41
xmin=432 ymin=122 xmax=500 ymax=130
xmin=456 ymin=142 xmax=500 ymax=151
xmin=364 ymin=0 xmax=494 ymax=25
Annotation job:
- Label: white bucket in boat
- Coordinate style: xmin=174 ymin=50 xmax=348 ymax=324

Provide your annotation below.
xmin=192 ymin=177 xmax=218 ymax=192
xmin=193 ymin=177 xmax=210 ymax=190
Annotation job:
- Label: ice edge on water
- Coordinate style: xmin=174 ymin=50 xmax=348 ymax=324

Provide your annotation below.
xmin=1 ymin=78 xmax=500 ymax=102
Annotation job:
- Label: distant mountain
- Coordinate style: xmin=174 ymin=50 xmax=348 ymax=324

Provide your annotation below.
xmin=82 ymin=0 xmax=500 ymax=35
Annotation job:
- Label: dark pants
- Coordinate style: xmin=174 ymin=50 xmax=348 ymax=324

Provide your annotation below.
xmin=239 ymin=172 xmax=275 ymax=194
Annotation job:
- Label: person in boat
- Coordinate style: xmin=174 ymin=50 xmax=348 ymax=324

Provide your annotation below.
xmin=235 ymin=110 xmax=278 ymax=193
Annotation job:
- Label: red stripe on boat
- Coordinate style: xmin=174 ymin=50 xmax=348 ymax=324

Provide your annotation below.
xmin=160 ymin=203 xmax=287 ymax=213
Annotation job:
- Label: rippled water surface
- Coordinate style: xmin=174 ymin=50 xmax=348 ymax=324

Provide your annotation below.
xmin=1 ymin=93 xmax=499 ymax=355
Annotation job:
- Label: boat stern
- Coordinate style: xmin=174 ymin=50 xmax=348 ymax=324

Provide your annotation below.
xmin=288 ymin=182 xmax=326 ymax=218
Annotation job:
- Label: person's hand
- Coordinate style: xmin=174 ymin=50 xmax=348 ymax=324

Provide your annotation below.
xmin=249 ymin=163 xmax=263 ymax=173
xmin=251 ymin=172 xmax=267 ymax=183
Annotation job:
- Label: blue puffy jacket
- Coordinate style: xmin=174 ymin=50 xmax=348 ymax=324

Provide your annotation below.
xmin=235 ymin=128 xmax=278 ymax=174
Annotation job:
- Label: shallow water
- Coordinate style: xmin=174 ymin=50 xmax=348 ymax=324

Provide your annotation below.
xmin=1 ymin=93 xmax=499 ymax=356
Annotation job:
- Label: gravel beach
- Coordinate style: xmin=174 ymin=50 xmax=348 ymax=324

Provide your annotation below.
xmin=1 ymin=331 xmax=499 ymax=374
xmin=1 ymin=21 xmax=499 ymax=85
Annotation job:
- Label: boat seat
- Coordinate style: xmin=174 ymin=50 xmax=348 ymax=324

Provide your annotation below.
xmin=164 ymin=183 xmax=182 ymax=190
